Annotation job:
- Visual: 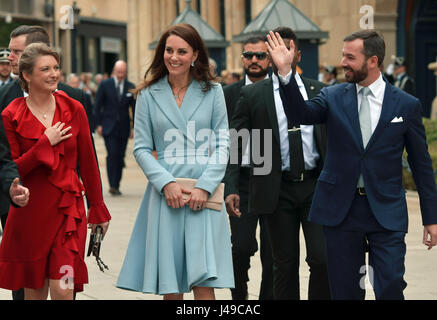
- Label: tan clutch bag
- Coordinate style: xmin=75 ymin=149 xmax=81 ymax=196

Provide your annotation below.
xmin=175 ymin=178 xmax=224 ymax=211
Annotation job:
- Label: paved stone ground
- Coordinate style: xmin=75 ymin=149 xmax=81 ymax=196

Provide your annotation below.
xmin=0 ymin=134 xmax=436 ymax=300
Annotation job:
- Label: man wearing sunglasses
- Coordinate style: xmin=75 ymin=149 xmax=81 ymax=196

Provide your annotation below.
xmin=225 ymin=27 xmax=330 ymax=300
xmin=223 ymin=36 xmax=274 ymax=300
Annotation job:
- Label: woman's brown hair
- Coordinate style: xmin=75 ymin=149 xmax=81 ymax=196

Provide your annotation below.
xmin=132 ymin=23 xmax=217 ymax=97
xmin=19 ymin=42 xmax=60 ymax=93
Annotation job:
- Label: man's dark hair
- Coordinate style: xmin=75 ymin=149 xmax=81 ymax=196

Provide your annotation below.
xmin=10 ymin=25 xmax=50 ymax=46
xmin=272 ymin=26 xmax=299 ymax=48
xmin=242 ymin=36 xmax=267 ymax=47
xmin=343 ymin=30 xmax=385 ymax=67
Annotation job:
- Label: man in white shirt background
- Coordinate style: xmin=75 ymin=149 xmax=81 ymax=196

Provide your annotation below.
xmin=223 ymin=36 xmax=274 ymax=300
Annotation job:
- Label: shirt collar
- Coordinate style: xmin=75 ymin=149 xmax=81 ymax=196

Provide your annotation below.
xmin=356 ymin=72 xmax=384 ymax=98
xmin=245 ymin=73 xmax=269 ymax=85
xmin=113 ymin=76 xmax=124 ymax=86
xmin=294 ymin=72 xmax=304 ymax=88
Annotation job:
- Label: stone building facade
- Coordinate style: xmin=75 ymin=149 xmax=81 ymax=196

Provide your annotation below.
xmin=1 ymin=0 xmax=436 ymax=115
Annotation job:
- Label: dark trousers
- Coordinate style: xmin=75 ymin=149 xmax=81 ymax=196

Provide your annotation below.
xmin=103 ymin=132 xmax=128 ymax=190
xmin=323 ymin=192 xmax=407 ymax=300
xmin=229 ymin=169 xmax=274 ymax=300
xmin=263 ymin=174 xmax=331 ymax=300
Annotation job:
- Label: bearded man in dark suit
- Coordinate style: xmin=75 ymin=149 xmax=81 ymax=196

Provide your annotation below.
xmin=223 ymin=36 xmax=274 ymax=300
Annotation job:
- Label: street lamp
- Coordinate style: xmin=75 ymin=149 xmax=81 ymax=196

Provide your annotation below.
xmin=44 ymin=0 xmax=56 ymax=47
xmin=71 ymin=1 xmax=81 ymax=73
xmin=5 ymin=14 xmax=12 ymax=24
xmin=72 ymin=1 xmax=81 ymax=27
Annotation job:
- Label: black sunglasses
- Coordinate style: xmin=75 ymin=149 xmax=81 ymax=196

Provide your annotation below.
xmin=242 ymin=51 xmax=268 ymax=60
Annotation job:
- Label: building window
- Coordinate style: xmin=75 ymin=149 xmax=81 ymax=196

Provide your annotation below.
xmin=88 ymin=38 xmax=98 ymax=75
xmin=0 ymin=0 xmax=34 ymax=14
xmin=16 ymin=0 xmax=33 ymax=15
xmin=245 ymin=0 xmax=251 ymax=25
xmin=220 ymin=0 xmax=225 ymax=37
xmin=0 ymin=0 xmax=13 ymax=12
xmin=176 ymin=0 xmax=180 ymax=15
xmin=196 ymin=0 xmax=201 ymax=13
xmin=76 ymin=35 xmax=83 ymax=74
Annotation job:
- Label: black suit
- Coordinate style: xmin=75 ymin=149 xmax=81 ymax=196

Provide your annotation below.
xmin=0 ymin=119 xmax=19 ymax=206
xmin=0 ymin=79 xmax=96 ymax=300
xmin=223 ymin=79 xmax=274 ymax=300
xmin=94 ymin=78 xmax=135 ymax=192
xmin=394 ymin=73 xmax=415 ymax=97
xmin=226 ymin=75 xmax=330 ymax=300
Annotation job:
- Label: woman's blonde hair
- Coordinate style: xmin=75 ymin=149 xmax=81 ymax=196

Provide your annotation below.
xmin=19 ymin=42 xmax=60 ymax=93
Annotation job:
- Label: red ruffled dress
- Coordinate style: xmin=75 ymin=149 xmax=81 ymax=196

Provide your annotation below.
xmin=0 ymin=90 xmax=111 ymax=292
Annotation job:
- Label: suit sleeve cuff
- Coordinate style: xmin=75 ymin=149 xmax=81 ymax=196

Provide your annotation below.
xmin=278 ymin=70 xmax=293 ymax=85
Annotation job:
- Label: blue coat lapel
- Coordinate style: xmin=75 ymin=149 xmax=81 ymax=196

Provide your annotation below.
xmin=180 ymin=80 xmax=204 ymax=122
xmin=149 ymin=76 xmax=188 ymax=139
xmin=342 ymin=83 xmax=363 ymax=150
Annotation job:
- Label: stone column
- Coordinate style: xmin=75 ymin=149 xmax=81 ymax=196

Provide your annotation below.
xmin=374 ymin=0 xmax=398 ymax=70
xmin=127 ymin=0 xmax=139 ymax=83
xmin=428 ymin=59 xmax=437 ymax=119
xmin=127 ymin=0 xmax=155 ymax=84
xmin=225 ymin=0 xmax=245 ymax=72
xmin=200 ymin=0 xmax=221 ymax=33
xmin=252 ymin=0 xmax=270 ymax=19
xmin=164 ymin=0 xmax=177 ymax=27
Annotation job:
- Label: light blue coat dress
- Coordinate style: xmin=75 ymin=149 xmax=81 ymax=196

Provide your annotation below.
xmin=116 ymin=76 xmax=234 ymax=295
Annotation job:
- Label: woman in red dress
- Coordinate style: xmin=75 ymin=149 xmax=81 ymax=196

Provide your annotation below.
xmin=0 ymin=43 xmax=111 ymax=300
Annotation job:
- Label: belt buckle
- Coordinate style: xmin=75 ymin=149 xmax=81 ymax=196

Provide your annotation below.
xmin=292 ymin=173 xmax=304 ymax=182
xmin=357 ymin=187 xmax=366 ymax=196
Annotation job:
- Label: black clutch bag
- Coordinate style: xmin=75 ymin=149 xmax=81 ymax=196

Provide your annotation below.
xmin=87 ymin=226 xmax=109 ymax=272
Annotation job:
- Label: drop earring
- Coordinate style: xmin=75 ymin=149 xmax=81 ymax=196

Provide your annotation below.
xmin=191 ymin=60 xmax=195 ymax=67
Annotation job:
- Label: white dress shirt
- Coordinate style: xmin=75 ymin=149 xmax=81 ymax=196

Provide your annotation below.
xmin=356 ymin=72 xmax=386 ymax=134
xmin=241 ymin=74 xmax=269 ymax=166
xmin=272 ymin=73 xmax=319 ymax=171
xmin=114 ymin=77 xmax=124 ymax=97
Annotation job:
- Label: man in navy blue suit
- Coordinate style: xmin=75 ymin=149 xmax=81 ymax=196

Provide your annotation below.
xmin=95 ymin=60 xmax=135 ymax=196
xmin=266 ymin=30 xmax=437 ymax=299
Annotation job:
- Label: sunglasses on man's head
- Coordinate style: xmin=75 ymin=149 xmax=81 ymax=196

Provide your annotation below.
xmin=242 ymin=51 xmax=268 ymax=60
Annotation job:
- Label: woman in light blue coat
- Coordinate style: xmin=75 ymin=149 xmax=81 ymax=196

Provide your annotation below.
xmin=116 ymin=24 xmax=234 ymax=300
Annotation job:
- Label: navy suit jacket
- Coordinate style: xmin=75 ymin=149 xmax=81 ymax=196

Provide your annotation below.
xmin=94 ymin=78 xmax=135 ymax=137
xmin=0 ymin=119 xmax=18 ymax=203
xmin=280 ymin=76 xmax=437 ymax=232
